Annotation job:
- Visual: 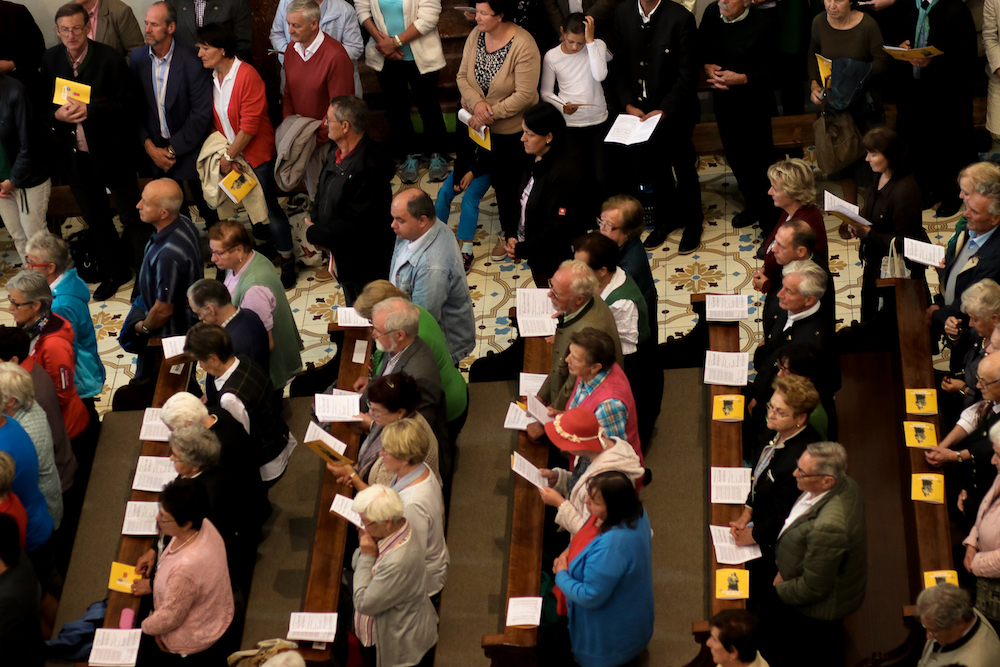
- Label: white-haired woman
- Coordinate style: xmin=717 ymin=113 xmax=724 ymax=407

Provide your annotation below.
xmin=962 ymin=421 xmax=1000 ymax=635
xmin=941 ymin=279 xmax=1000 ymax=422
xmin=352 ymin=484 xmax=437 ymax=667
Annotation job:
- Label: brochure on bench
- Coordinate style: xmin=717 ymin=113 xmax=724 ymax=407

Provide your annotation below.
xmin=911 ymin=473 xmax=944 ymax=504
xmin=710 ymin=467 xmax=752 ymax=505
xmin=160 ymin=335 xmax=187 ymax=360
xmin=288 ymin=612 xmax=338 ymax=643
xmin=519 ymin=372 xmax=547 ymax=398
xmin=823 ymin=191 xmax=870 ymax=226
xmin=505 ymin=597 xmax=543 ymax=628
xmin=712 ymin=395 xmax=745 ymax=422
xmin=705 ymin=295 xmax=750 ymax=322
xmin=139 ymin=408 xmax=170 ymax=442
xmin=903 ymin=238 xmax=945 ymax=268
xmin=89 ymin=628 xmax=142 ymax=666
xmin=923 ymin=570 xmax=959 ymax=588
xmin=903 ymin=421 xmax=937 ymax=449
xmin=336 ymin=307 xmax=371 ymax=328
xmin=131 ymin=456 xmax=178 ymax=492
xmin=315 ymin=393 xmax=363 ymax=422
xmin=121 ymin=501 xmax=159 ymax=536
xmin=516 ymin=288 xmax=558 ymax=337
xmin=604 ymin=113 xmax=660 ymax=146
xmin=511 ymin=451 xmax=547 ymax=489
xmin=703 ymin=351 xmax=749 ymax=387
xmin=504 ymin=402 xmax=533 ymax=431
xmin=709 ymin=525 xmax=762 ymax=564
xmin=330 ymin=493 xmax=363 ymax=528
xmin=716 ymin=568 xmax=750 ymax=600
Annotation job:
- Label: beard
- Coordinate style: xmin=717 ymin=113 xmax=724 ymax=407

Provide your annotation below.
xmin=375 ymin=338 xmax=392 ymax=353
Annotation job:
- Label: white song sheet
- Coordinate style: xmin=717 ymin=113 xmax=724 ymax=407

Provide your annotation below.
xmin=305 ymin=421 xmax=348 ymax=455
xmin=505 ymin=597 xmax=543 ymax=627
xmin=904 ymin=238 xmax=946 ymax=267
xmin=709 ymin=525 xmax=762 ymax=564
xmin=519 ymin=372 xmax=547 ymax=398
xmin=287 ymin=612 xmax=338 ymax=643
xmin=330 ymin=493 xmax=363 ymax=528
xmin=604 ymin=113 xmax=661 ymax=145
xmin=352 ymin=339 xmax=368 ymax=364
xmin=711 ymin=467 xmax=752 ymax=505
xmin=131 ymin=456 xmax=178 ymax=492
xmin=139 ymin=408 xmax=170 ymax=442
xmin=315 ymin=393 xmax=363 ymax=422
xmin=88 ymin=628 xmax=142 ymax=666
xmin=121 ymin=501 xmax=159 ymax=536
xmin=704 ymin=351 xmax=749 ymax=387
xmin=336 ymin=307 xmax=371 ymax=327
xmin=516 ymin=288 xmax=558 ymax=337
xmin=511 ymin=451 xmax=547 ymax=489
xmin=705 ymin=295 xmax=749 ymax=322
xmin=527 ymin=395 xmax=553 ymax=425
xmin=503 ymin=402 xmax=533 ymax=431
xmin=160 ymin=335 xmax=186 ymax=359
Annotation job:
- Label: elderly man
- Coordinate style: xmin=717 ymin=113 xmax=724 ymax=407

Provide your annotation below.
xmin=271 ymin=0 xmax=363 ymax=96
xmin=389 ymin=189 xmax=476 ymax=365
xmin=130 ymin=2 xmax=216 ymax=226
xmin=173 ymin=0 xmax=253 ymax=61
xmin=537 ymin=260 xmax=624 ymax=412
xmin=306 ymin=96 xmax=395 ymax=297
xmin=916 ymin=583 xmax=1000 ymax=666
xmin=42 ymin=2 xmax=143 ymax=301
xmin=768 ymin=442 xmax=866 ymax=667
xmin=76 ymin=0 xmax=143 ymax=59
xmin=187 ymin=278 xmax=269 ymax=372
xmin=184 ymin=323 xmax=296 ymax=486
xmin=754 ymin=220 xmax=823 ymax=341
xmin=707 ymin=610 xmax=769 ymax=667
xmin=351 ymin=484 xmax=438 ymax=667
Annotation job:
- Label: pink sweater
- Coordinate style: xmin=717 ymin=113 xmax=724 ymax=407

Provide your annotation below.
xmin=141 ymin=520 xmax=234 ymax=655
xmin=965 ymin=475 xmax=1000 ymax=578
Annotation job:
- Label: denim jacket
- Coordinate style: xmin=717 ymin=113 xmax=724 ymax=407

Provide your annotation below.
xmin=390 ymin=221 xmax=476 ymax=363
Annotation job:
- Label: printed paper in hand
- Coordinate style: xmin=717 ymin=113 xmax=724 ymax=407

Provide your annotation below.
xmin=336 ymin=307 xmax=370 ymax=327
xmin=121 ymin=501 xmax=159 ymax=536
xmin=305 ymin=421 xmax=348 ymax=456
xmin=108 ymin=562 xmax=142 ymax=594
xmin=704 ymin=351 xmax=749 ymax=387
xmin=503 ymin=402 xmax=533 ymax=431
xmin=505 ymin=597 xmax=543 ymax=628
xmin=706 ymin=295 xmax=749 ymax=322
xmin=519 ymin=372 xmax=547 ymax=398
xmin=709 ymin=525 xmax=762 ymax=564
xmin=516 ymin=288 xmax=558 ymax=337
xmin=823 ymin=191 xmax=870 ymax=226
xmin=139 ymin=408 xmax=170 ymax=442
xmin=131 ymin=456 xmax=178 ymax=492
xmin=160 ymin=335 xmax=186 ymax=360
xmin=904 ymin=421 xmax=937 ymax=449
xmin=527 ymin=394 xmax=553 ymax=424
xmin=52 ymin=77 xmax=92 ymax=105
xmin=288 ymin=612 xmax=338 ymax=643
xmin=219 ymin=168 xmax=258 ymax=205
xmin=903 ymin=238 xmax=945 ymax=268
xmin=711 ymin=467 xmax=752 ymax=505
xmin=330 ymin=494 xmax=363 ymax=528
xmin=352 ymin=339 xmax=368 ymax=365
xmin=458 ymin=107 xmax=491 ymax=149
xmin=88 ymin=628 xmax=142 ymax=666
xmin=511 ymin=451 xmax=547 ymax=489
xmin=315 ymin=393 xmax=363 ymax=422
xmin=883 ymin=45 xmax=943 ymax=60
xmin=923 ymin=570 xmax=959 ymax=588
xmin=604 ymin=113 xmax=661 ymax=145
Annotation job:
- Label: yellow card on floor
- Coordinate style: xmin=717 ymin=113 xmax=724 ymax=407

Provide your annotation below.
xmin=904 ymin=421 xmax=937 ymax=449
xmin=108 ymin=561 xmax=142 ymax=594
xmin=923 ymin=570 xmax=959 ymax=588
xmin=715 ymin=568 xmax=749 ymax=599
xmin=712 ymin=395 xmax=744 ymax=422
xmin=911 ymin=473 xmax=945 ymax=504
xmin=52 ymin=77 xmax=91 ymax=105
xmin=905 ymin=389 xmax=938 ymax=415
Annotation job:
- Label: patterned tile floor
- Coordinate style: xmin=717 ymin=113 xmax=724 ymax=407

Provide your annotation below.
xmin=0 ymin=153 xmax=963 ymax=416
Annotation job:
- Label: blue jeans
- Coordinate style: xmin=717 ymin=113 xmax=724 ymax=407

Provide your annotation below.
xmin=434 ymin=169 xmax=492 ymax=242
xmin=251 ymin=158 xmax=293 ymax=254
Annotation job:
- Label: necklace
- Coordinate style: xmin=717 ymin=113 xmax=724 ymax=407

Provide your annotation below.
xmin=166 ymin=530 xmax=199 ymax=555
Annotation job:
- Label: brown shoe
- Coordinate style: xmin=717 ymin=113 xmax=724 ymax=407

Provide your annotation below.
xmin=490 ymin=236 xmax=507 ymax=261
xmin=314 ymin=265 xmax=333 ymax=282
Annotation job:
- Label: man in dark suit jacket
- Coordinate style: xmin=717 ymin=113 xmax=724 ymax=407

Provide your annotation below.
xmin=81 ymin=0 xmax=144 ymax=59
xmin=130 ymin=1 xmax=217 ymax=226
xmin=173 ymin=0 xmax=253 ymax=62
xmin=187 ymin=277 xmax=269 ymax=373
xmin=0 ymin=1 xmax=45 ymax=109
xmin=609 ymin=0 xmax=703 ymax=254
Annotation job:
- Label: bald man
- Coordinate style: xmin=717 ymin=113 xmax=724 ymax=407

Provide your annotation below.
xmin=388 ymin=189 xmax=475 ymax=365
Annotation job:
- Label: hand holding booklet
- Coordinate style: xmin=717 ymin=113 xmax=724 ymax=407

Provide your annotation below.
xmin=219 ymin=167 xmax=257 ymax=205
xmin=604 ymin=113 xmax=660 ymax=145
xmin=303 ymin=421 xmax=354 ymax=466
xmin=823 ymin=191 xmax=870 ymax=226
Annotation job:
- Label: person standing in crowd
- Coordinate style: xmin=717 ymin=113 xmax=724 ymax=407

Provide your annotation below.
xmin=42 ymin=2 xmax=144 ymax=301
xmin=0 ymin=1 xmax=46 ymax=109
xmin=306 ymin=97 xmax=396 ymax=298
xmin=0 ymin=394 xmax=53 ymax=557
xmin=707 ymin=610 xmax=770 ymax=667
xmin=187 ymin=278 xmax=269 ymax=372
xmin=597 ymin=195 xmax=658 ymax=334
xmin=0 ymin=512 xmax=45 ymax=667
xmin=271 ymin=0 xmax=364 ymax=95
xmin=77 ymin=0 xmax=144 ymax=59
xmin=757 ymin=219 xmax=824 ymax=342
xmin=174 ymin=0 xmax=253 ymax=61
xmin=609 ymin=0 xmax=703 ymax=254
xmin=916 ymin=583 xmax=1000 ymax=666
xmin=131 ymin=2 xmax=218 ymax=228
xmin=356 ymin=0 xmax=450 ymax=183
xmin=962 ymin=421 xmax=1000 ymax=635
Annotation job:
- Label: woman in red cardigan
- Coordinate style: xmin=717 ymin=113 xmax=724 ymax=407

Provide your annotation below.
xmin=197 ymin=23 xmax=297 ymax=289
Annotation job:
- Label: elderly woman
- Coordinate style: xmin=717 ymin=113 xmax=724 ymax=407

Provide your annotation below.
xmin=0 ymin=362 xmax=61 ymax=531
xmin=553 ymin=471 xmax=653 ymax=667
xmin=0 ymin=451 xmax=27 ymax=548
xmin=730 ymin=375 xmax=822 ymax=608
xmin=24 ymin=231 xmax=104 ymax=405
xmin=5 ymin=270 xmax=88 ymax=440
xmin=456 ymin=0 xmax=541 ymax=265
xmin=940 ymin=279 xmax=1000 ymax=425
xmin=197 ymin=23 xmax=296 ymax=289
xmin=944 ymin=162 xmax=1000 ymax=257
xmin=915 ymin=583 xmax=1000 ymax=663
xmin=351 ymin=484 xmax=438 ymax=667
xmin=597 ymin=195 xmax=657 ymax=336
xmin=537 ymin=408 xmax=643 ymax=535
xmin=961 ymin=421 xmax=1000 ymax=635
xmin=136 ymin=478 xmax=234 ymax=665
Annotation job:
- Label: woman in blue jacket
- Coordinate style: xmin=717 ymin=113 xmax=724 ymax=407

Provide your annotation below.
xmin=554 ymin=470 xmax=653 ymax=667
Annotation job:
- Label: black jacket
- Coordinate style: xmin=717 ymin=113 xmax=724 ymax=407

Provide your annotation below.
xmin=0 ymin=74 xmax=49 ymax=189
xmin=859 ymin=173 xmax=928 ymax=267
xmin=933 ymin=226 xmax=1000 ymax=329
xmin=754 ymin=307 xmax=840 ymax=401
xmin=698 ymin=3 xmax=777 ymax=110
xmin=0 ymin=1 xmax=46 ymax=109
xmin=174 ymin=0 xmax=254 ymax=62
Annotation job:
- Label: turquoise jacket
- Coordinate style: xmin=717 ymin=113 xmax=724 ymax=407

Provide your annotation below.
xmin=51 ymin=269 xmax=105 ymax=399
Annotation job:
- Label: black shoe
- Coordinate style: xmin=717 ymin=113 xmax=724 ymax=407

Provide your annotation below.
xmin=936 ymin=197 xmax=963 ymax=218
xmin=93 ymin=278 xmax=124 ymax=302
xmin=280 ymin=256 xmax=298 ymax=290
xmin=643 ymin=226 xmax=670 ymax=249
xmin=731 ymin=209 xmax=759 ymax=228
xmin=678 ymin=225 xmax=703 ymax=255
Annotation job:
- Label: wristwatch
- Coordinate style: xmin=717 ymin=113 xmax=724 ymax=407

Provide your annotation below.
xmin=139 ymin=321 xmax=150 ymax=335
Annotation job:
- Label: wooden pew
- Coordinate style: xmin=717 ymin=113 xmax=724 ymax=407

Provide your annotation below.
xmin=296 ymin=324 xmax=373 ymax=664
xmin=682 ymin=294 xmax=747 ymax=667
xmin=481 ymin=325 xmax=552 ymax=666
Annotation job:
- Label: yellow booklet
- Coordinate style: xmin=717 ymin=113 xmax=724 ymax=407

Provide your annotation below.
xmin=815 ymin=55 xmax=832 ymax=86
xmin=304 ymin=438 xmax=355 ymax=468
xmin=905 ymin=388 xmax=938 ymax=415
xmin=52 ymin=77 xmax=92 ymax=106
xmin=911 ymin=473 xmax=945 ymax=504
xmin=883 ymin=45 xmax=944 ymax=61
xmin=923 ymin=570 xmax=959 ymax=588
xmin=108 ymin=562 xmax=142 ymax=594
xmin=219 ymin=168 xmax=257 ymax=205
xmin=469 ymin=125 xmax=492 ymax=151
xmin=903 ymin=421 xmax=937 ymax=449
xmin=712 ymin=395 xmax=745 ymax=422
xmin=715 ymin=568 xmax=749 ymax=600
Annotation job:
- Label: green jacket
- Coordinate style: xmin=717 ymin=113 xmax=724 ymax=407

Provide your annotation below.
xmin=775 ymin=475 xmax=867 ymax=620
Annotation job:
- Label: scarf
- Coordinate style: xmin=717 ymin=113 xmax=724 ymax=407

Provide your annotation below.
xmin=23 ymin=312 xmax=50 ymax=343
xmin=354 ymin=522 xmax=413 ymax=647
xmin=913 ymin=0 xmax=938 ymax=78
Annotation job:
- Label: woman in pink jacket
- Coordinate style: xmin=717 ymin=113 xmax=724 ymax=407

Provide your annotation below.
xmin=963 ymin=422 xmax=1000 ymax=634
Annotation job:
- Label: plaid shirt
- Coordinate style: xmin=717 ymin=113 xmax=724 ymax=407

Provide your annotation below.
xmin=568 ymin=369 xmax=629 ymax=441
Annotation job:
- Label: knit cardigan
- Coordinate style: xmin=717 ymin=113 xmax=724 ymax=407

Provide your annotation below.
xmin=209 ymin=60 xmax=275 ymax=168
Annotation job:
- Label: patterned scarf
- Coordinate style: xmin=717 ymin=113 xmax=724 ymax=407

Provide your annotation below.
xmin=913 ymin=0 xmax=939 ymax=78
xmin=354 ymin=522 xmax=413 ymax=647
xmin=23 ymin=312 xmax=50 ymax=343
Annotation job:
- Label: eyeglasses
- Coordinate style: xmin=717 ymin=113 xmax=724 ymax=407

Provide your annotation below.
xmin=976 ymin=375 xmax=1000 ymax=387
xmin=156 ymin=506 xmax=176 ymax=523
xmin=209 ymin=246 xmax=236 ymax=258
xmin=57 ymin=25 xmax=87 ymax=36
xmin=369 ymin=407 xmax=386 ymax=419
xmin=766 ymin=401 xmax=791 ymax=419
xmin=372 ymin=327 xmax=398 ymax=338
xmin=596 ymin=217 xmax=621 ymax=232
xmin=795 ymin=466 xmax=830 ymax=479
xmin=7 ymin=300 xmax=32 ymax=309
xmin=26 ymin=262 xmax=53 ymax=269
xmin=547 ymin=279 xmax=564 ymax=301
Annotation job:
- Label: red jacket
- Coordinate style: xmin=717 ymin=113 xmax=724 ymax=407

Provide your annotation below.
xmin=29 ymin=313 xmax=89 ymax=439
xmin=211 ymin=60 xmax=275 ymax=169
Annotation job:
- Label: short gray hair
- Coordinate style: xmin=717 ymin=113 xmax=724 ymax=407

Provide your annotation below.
xmin=989 ymin=419 xmax=1000 ymax=447
xmin=915 ymin=583 xmax=974 ymax=629
xmin=187 ymin=279 xmax=233 ymax=311
xmin=0 ymin=362 xmax=34 ymax=411
xmin=7 ymin=270 xmax=53 ymax=312
xmin=169 ymin=425 xmax=221 ymax=470
xmin=373 ymin=297 xmax=420 ymax=337
xmin=806 ymin=441 xmax=847 ymax=481
xmin=329 ymin=96 xmax=369 ymax=133
xmin=960 ymin=278 xmax=1000 ymax=320
xmin=287 ymin=0 xmax=320 ymax=22
xmin=783 ymin=260 xmax=828 ymax=300
xmin=161 ymin=392 xmax=209 ymax=430
xmin=975 ymin=181 xmax=1000 ymax=217
xmin=559 ymin=259 xmax=599 ymax=299
xmin=353 ymin=484 xmax=405 ymax=523
xmin=26 ymin=231 xmax=72 ymax=274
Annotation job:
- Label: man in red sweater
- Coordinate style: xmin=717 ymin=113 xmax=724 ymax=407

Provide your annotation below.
xmin=281 ymin=0 xmax=354 ymax=143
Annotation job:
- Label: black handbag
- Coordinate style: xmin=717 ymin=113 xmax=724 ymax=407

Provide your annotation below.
xmin=66 ymin=229 xmax=102 ymax=284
